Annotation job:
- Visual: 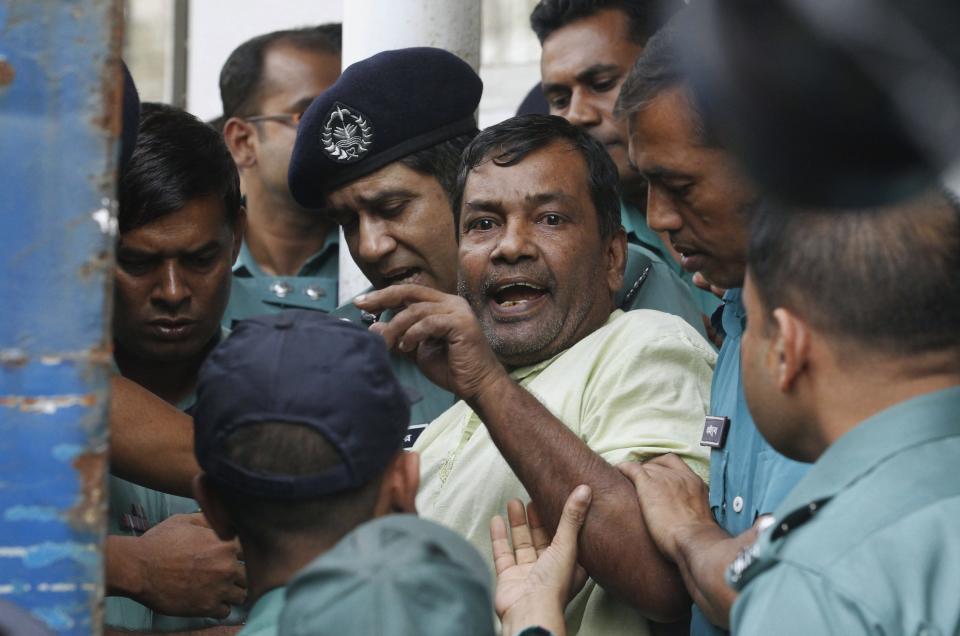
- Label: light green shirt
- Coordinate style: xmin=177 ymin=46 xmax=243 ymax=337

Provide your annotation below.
xmin=414 ymin=309 xmax=715 ymax=636
xmin=730 ymin=386 xmax=960 ymax=636
xmin=238 ymin=587 xmax=286 ymax=636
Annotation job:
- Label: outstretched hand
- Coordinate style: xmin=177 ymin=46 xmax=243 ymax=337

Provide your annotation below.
xmin=491 ymin=485 xmax=593 ymax=636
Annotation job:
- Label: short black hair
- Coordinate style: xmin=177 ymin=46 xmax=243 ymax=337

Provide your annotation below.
xmin=614 ymin=20 xmax=713 ymax=144
xmin=219 ymin=24 xmax=342 ymax=119
xmin=530 ymin=0 xmax=678 ymax=45
xmin=213 ymin=422 xmax=389 ymax=553
xmin=118 ymin=102 xmax=241 ymax=233
xmin=748 ymin=190 xmax=960 ymax=357
xmin=454 ymin=114 xmax=621 ymax=239
xmin=399 ymin=132 xmax=477 ymax=207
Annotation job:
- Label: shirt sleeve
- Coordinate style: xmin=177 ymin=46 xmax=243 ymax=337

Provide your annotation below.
xmin=580 ymin=314 xmax=715 ymax=481
xmin=732 ymin=562 xmax=879 ymax=635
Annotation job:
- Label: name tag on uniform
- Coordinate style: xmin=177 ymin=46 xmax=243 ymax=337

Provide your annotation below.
xmin=700 ymin=415 xmax=730 ymax=448
xmin=403 ymin=423 xmax=428 ymax=449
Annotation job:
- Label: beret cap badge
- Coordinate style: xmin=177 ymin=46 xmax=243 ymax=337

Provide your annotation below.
xmin=321 ymin=102 xmax=373 ymax=163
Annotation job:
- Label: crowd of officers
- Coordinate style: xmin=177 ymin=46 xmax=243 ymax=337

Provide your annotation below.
xmin=98 ymin=1 xmax=960 ymax=636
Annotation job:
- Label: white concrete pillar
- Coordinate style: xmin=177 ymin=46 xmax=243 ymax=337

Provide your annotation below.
xmin=337 ymin=0 xmax=482 ymax=304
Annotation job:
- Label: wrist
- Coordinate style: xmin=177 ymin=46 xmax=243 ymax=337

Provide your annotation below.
xmin=502 ymin=597 xmax=566 ymax=636
xmin=105 ymin=535 xmax=147 ymax=601
xmin=466 ymin=364 xmax=512 ymax=407
xmin=671 ymin=519 xmax=728 ymax=567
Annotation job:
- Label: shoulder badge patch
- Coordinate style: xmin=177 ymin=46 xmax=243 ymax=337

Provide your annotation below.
xmin=321 ymin=102 xmax=373 ymax=163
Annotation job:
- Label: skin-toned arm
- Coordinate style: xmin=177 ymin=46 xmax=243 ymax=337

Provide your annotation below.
xmin=620 ymin=455 xmax=760 ymax=629
xmin=357 ymin=285 xmax=690 ymax=621
xmin=109 ymin=375 xmax=198 ymax=497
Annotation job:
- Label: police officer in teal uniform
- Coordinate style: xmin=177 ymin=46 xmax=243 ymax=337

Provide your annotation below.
xmin=289 ymin=48 xmax=712 ymax=446
xmin=615 ymin=24 xmax=809 ymax=635
xmin=729 ymin=192 xmax=960 ymax=635
xmin=530 ymin=0 xmax=722 ymax=319
xmin=218 ymin=25 xmax=344 ymax=325
xmin=108 ymin=103 xmax=245 ymax=632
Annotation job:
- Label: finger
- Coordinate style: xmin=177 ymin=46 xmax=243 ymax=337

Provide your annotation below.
xmin=186 ymin=512 xmax=210 ymax=528
xmin=526 ymin=502 xmax=551 ymax=556
xmin=617 ymin=461 xmax=647 ymax=485
xmin=649 ymin=453 xmax=690 ymax=471
xmin=212 ymin=603 xmax=231 ymax=620
xmin=234 ymin=562 xmax=247 ymax=589
xmin=223 ymin=582 xmax=246 ymax=606
xmin=551 ymin=485 xmax=592 ymax=553
xmin=490 ymin=515 xmax=517 ymax=575
xmin=395 ymin=313 xmax=462 ymax=353
xmin=371 ymin=301 xmax=448 ymax=351
xmin=506 ymin=499 xmax=538 ymax=565
xmin=354 ymin=284 xmax=444 ymax=313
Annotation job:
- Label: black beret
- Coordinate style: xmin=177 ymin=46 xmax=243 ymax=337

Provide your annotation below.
xmin=289 ymin=47 xmax=482 ymax=207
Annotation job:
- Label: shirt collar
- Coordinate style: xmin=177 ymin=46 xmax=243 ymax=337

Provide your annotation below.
xmin=718 ymin=288 xmax=746 ymax=339
xmin=244 ymin=586 xmax=286 ymax=633
xmin=233 ymin=230 xmax=339 ymax=277
xmin=775 ymin=385 xmax=960 ymax=516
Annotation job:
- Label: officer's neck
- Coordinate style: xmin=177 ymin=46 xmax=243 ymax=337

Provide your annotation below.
xmin=242 ymin=533 xmax=342 ymax=605
xmin=809 ymin=348 xmax=960 ymax=457
xmin=113 ymin=339 xmax=215 ymax=406
xmin=244 ymin=182 xmax=334 ymax=277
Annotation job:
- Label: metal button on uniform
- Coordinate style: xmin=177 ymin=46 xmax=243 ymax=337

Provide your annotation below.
xmin=304 ymin=285 xmax=326 ymax=301
xmin=732 ymin=496 xmax=744 ymax=513
xmin=270 ymin=281 xmax=293 ymax=298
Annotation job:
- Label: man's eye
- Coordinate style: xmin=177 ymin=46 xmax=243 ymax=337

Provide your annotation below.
xmin=593 ymin=78 xmax=618 ymax=92
xmin=668 ymin=183 xmax=694 ymax=199
xmin=547 ymin=96 xmax=569 ymax=110
xmin=540 ymin=213 xmax=562 ymax=226
xmin=118 ymin=258 xmax=152 ymax=275
xmin=185 ymin=252 xmax=218 ymax=268
xmin=467 ymin=218 xmax=496 ymax=231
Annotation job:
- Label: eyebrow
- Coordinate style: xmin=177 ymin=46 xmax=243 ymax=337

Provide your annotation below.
xmin=117 ymin=240 xmax=221 ymax=258
xmin=641 ymin=166 xmax=696 ymax=182
xmin=353 ymin=188 xmax=420 ymax=209
xmin=464 ymin=191 xmax=578 ymax=212
xmin=541 ymin=64 xmax=621 ymax=95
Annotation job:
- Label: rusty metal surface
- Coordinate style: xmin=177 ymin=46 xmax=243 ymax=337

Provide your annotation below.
xmin=0 ymin=1 xmax=120 ymax=633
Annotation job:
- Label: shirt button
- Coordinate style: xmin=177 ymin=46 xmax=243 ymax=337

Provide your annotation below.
xmin=304 ymin=285 xmax=326 ymax=300
xmin=270 ymin=281 xmax=293 ymax=298
xmin=732 ymin=496 xmax=744 ymax=513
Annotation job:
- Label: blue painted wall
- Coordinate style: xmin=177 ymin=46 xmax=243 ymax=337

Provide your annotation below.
xmin=0 ymin=1 xmax=119 ymax=633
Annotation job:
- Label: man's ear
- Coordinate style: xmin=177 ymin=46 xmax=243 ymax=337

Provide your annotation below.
xmin=605 ymin=227 xmax=628 ymax=295
xmin=192 ymin=473 xmax=237 ymax=541
xmin=223 ymin=117 xmax=257 ymax=169
xmin=373 ymin=451 xmax=420 ymax=517
xmin=771 ymin=308 xmax=810 ymax=393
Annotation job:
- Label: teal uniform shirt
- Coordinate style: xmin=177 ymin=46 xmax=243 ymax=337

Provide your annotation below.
xmin=621 ymin=201 xmax=722 ymax=318
xmin=106 ymin=330 xmax=244 ymax=631
xmin=237 ymin=587 xmax=285 ymax=636
xmin=729 ymin=386 xmax=960 ymax=636
xmin=618 ymin=242 xmax=708 ymax=340
xmin=331 ymin=298 xmax=456 ymax=446
xmin=691 ymin=289 xmax=809 ymax=636
xmin=222 ymin=232 xmax=339 ymax=328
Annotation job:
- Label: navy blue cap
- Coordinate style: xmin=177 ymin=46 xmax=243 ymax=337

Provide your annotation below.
xmin=288 ymin=47 xmax=482 ymax=207
xmin=193 ymin=310 xmax=410 ymax=500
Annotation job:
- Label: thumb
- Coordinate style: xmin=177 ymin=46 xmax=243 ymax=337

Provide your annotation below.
xmin=551 ymin=485 xmax=592 ymax=553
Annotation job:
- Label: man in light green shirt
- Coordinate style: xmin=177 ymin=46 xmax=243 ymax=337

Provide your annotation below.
xmin=726 ymin=192 xmax=960 ymax=634
xmin=357 ymin=115 xmax=714 ymax=636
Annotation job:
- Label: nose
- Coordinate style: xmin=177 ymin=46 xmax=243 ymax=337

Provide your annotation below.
xmin=565 ymin=90 xmax=601 ymax=129
xmin=355 ymin=213 xmax=396 ymax=266
xmin=490 ymin=218 xmax=537 ymax=264
xmin=153 ymin=260 xmax=190 ymax=310
xmin=646 ymin=186 xmax=684 ymax=233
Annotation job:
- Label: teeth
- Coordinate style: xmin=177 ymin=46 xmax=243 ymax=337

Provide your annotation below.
xmin=498 ymin=282 xmax=544 ymax=292
xmin=499 ymin=300 xmax=529 ymax=308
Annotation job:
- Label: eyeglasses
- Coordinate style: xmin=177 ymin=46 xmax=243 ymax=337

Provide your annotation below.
xmin=244 ymin=112 xmax=304 ymax=128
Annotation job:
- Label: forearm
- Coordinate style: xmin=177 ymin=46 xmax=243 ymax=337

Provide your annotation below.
xmin=109 ymin=375 xmax=198 ymax=497
xmin=470 ymin=375 xmax=689 ymax=620
xmin=672 ymin=523 xmax=754 ymax=629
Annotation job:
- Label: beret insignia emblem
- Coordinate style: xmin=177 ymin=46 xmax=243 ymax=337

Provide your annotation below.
xmin=321 ymin=102 xmax=373 ymax=163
